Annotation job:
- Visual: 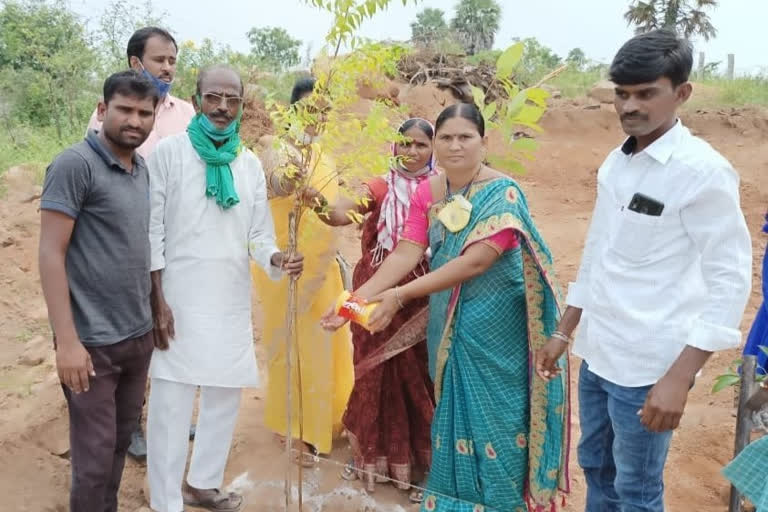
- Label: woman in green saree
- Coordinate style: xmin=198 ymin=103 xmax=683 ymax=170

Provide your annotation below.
xmin=322 ymin=103 xmax=570 ymax=511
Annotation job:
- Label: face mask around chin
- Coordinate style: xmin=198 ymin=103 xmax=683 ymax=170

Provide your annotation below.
xmin=139 ymin=63 xmax=173 ymax=97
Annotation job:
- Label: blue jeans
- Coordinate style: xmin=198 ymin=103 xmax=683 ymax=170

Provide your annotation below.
xmin=578 ymin=361 xmax=673 ymax=512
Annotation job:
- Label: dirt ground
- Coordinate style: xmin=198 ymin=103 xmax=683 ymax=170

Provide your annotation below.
xmin=0 ymin=86 xmax=766 ymax=512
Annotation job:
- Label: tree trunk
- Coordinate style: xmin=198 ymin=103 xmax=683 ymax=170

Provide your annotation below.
xmin=663 ymin=0 xmax=681 ymax=29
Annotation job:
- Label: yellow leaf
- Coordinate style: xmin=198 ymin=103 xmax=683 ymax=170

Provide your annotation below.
xmin=516 ymin=105 xmax=544 ymax=125
xmin=525 ymin=87 xmax=550 ymax=108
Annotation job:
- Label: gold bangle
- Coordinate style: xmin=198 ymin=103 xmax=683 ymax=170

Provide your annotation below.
xmin=552 ymin=331 xmax=571 ymax=344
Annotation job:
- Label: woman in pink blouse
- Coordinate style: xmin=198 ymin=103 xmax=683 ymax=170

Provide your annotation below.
xmin=322 ymin=103 xmax=570 ymax=512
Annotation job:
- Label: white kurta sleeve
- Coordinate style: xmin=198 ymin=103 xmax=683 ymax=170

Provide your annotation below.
xmin=248 ymin=155 xmax=283 ymax=281
xmin=148 ymin=141 xmax=168 ymax=272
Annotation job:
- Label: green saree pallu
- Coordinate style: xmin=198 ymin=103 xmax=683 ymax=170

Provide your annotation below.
xmin=420 ymin=178 xmax=570 ymax=512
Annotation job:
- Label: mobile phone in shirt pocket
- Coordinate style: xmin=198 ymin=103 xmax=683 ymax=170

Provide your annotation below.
xmin=611 ymin=207 xmax=664 ymax=262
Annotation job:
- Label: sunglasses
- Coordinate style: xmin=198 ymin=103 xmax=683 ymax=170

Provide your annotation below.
xmin=202 ymin=92 xmax=243 ymax=109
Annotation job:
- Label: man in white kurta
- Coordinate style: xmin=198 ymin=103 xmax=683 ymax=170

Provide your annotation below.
xmin=146 ymin=65 xmax=302 ymax=512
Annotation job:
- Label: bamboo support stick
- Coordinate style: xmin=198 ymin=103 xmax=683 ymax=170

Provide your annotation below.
xmin=283 ymin=209 xmax=297 ymax=510
xmin=728 ymin=354 xmax=757 ymax=512
xmin=284 ymin=206 xmax=306 ymax=511
xmin=533 ymin=64 xmax=568 ymax=89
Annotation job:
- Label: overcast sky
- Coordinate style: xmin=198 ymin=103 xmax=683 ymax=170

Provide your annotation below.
xmin=69 ymin=0 xmax=766 ymax=75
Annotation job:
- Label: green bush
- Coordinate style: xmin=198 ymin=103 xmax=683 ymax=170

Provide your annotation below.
xmin=548 ymin=68 xmax=605 ymax=98
xmin=0 ymin=125 xmax=81 ymax=185
xmin=466 ymin=50 xmax=502 ymax=67
xmin=709 ymin=76 xmax=768 ymax=106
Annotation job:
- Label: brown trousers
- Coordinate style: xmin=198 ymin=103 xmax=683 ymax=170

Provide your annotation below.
xmin=61 ymin=331 xmax=153 ymax=512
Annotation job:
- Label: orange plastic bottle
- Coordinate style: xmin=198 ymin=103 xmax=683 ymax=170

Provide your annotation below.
xmin=335 ymin=290 xmax=377 ymax=330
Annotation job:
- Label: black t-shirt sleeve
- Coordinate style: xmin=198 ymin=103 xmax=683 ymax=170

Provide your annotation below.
xmin=40 ymin=150 xmax=91 ymax=219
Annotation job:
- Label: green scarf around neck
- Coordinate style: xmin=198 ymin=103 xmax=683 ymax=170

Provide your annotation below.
xmin=187 ymin=110 xmax=243 ymax=209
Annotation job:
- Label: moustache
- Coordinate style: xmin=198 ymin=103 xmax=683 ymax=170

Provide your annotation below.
xmin=120 ymin=126 xmax=147 ymax=136
xmin=621 ymin=113 xmax=649 ymax=121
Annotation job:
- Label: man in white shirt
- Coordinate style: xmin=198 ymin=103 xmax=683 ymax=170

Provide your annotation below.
xmin=145 ymin=64 xmax=303 ymax=512
xmin=535 ymin=30 xmax=752 ymax=511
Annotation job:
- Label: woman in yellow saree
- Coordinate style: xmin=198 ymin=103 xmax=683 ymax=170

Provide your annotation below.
xmin=252 ymin=77 xmax=354 ymax=461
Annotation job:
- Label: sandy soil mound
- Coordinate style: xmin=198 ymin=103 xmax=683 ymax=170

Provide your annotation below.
xmin=241 ymin=97 xmax=275 ymax=147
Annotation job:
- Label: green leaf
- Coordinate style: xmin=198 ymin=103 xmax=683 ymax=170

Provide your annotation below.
xmin=513 ymin=120 xmax=545 ymax=133
xmin=483 ymin=102 xmax=497 ymax=120
xmin=496 ymin=42 xmax=524 ymax=80
xmin=485 ymin=118 xmax=500 ymax=131
xmin=712 ymin=374 xmax=741 ymax=393
xmin=516 ymin=105 xmax=545 ymax=125
xmin=471 ymin=85 xmax=486 ymax=107
xmin=499 ymin=78 xmax=519 ymax=99
xmin=488 ymin=155 xmax=526 ymax=175
xmin=506 ymin=90 xmax=527 ymax=119
xmin=511 ymin=137 xmax=538 ymax=152
xmin=526 ymin=87 xmax=550 ymax=108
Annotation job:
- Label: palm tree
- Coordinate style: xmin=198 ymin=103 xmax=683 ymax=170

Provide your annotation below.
xmin=450 ymin=0 xmax=502 ymax=55
xmin=624 ymin=0 xmax=718 ymax=41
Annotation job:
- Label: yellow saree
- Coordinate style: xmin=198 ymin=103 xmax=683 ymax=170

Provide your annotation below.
xmin=252 ymin=149 xmax=354 ymax=454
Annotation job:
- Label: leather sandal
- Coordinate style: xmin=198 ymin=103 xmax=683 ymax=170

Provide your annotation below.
xmin=182 ymin=484 xmax=243 ymax=512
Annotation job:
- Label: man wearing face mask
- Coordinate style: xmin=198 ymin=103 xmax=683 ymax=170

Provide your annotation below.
xmin=145 ymin=65 xmax=304 ymax=512
xmin=87 ymin=26 xmax=195 ymax=159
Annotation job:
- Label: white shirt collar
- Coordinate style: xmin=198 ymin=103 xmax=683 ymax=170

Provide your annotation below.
xmin=620 ymin=119 xmax=684 ymax=165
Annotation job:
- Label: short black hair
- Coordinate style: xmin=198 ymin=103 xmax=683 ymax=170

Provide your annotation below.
xmin=399 ymin=118 xmax=434 ymax=139
xmin=103 ymin=70 xmax=158 ymax=107
xmin=435 ymin=103 xmax=485 ymax=137
xmin=290 ymin=77 xmax=317 ymax=105
xmin=126 ymin=27 xmax=178 ymax=66
xmin=610 ymin=29 xmax=693 ymax=87
xmin=195 ymin=64 xmax=244 ymax=96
